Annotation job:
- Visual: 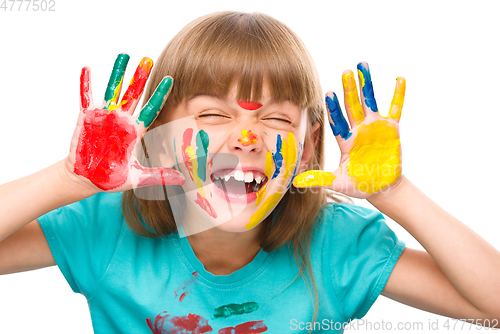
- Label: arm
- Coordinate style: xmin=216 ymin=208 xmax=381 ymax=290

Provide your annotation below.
xmin=0 ymin=160 xmax=95 ymax=274
xmin=294 ymin=61 xmax=500 ymax=326
xmin=372 ymin=176 xmax=500 ymax=324
xmin=0 ymin=54 xmax=184 ymax=275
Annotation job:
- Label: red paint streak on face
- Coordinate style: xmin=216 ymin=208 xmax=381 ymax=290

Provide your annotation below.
xmin=133 ymin=161 xmax=185 ymax=187
xmin=74 ymin=109 xmax=136 ymax=190
xmin=219 ymin=320 xmax=268 ymax=334
xmin=174 ymin=271 xmax=199 ymax=302
xmin=195 ymin=192 xmax=217 ymax=218
xmin=120 ymin=58 xmax=153 ymax=112
xmin=147 ymin=312 xmax=212 ymax=334
xmin=238 ymin=101 xmax=263 ymax=111
xmin=80 ymin=67 xmax=91 ymax=109
xmin=182 ymin=128 xmax=195 ymax=181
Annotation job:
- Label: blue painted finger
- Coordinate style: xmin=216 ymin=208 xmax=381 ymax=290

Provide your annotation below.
xmin=326 ymin=93 xmax=352 ymax=140
xmin=357 ymin=62 xmax=378 ymax=112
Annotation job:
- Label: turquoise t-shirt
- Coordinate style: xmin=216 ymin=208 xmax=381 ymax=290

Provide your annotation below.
xmin=38 ymin=192 xmax=405 ymax=333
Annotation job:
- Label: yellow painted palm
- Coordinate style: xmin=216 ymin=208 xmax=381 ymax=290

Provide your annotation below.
xmin=294 ymin=62 xmax=405 ymax=199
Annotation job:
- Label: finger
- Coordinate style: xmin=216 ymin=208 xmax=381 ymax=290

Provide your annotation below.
xmin=388 ymin=77 xmax=406 ymax=121
xmin=119 ymin=57 xmax=154 ymax=114
xmin=103 ymin=53 xmax=130 ymax=109
xmin=356 ymin=61 xmax=379 ymax=113
xmin=293 ymin=170 xmax=336 ymax=188
xmin=131 ymin=160 xmax=186 ymax=187
xmin=325 ymin=92 xmax=352 ymax=140
xmin=80 ymin=67 xmax=94 ymax=109
xmin=136 ymin=76 xmax=173 ymax=129
xmin=342 ymin=70 xmax=365 ymax=125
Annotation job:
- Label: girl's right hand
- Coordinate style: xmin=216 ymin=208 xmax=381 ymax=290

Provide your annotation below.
xmin=64 ymin=54 xmax=185 ymax=193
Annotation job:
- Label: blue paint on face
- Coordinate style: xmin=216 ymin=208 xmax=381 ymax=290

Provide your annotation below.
xmin=272 ymin=134 xmax=283 ymax=179
xmin=326 ymin=94 xmax=352 ymax=140
xmin=357 ymin=63 xmax=378 ymax=112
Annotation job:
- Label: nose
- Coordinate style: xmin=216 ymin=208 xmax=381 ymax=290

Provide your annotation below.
xmin=231 ymin=129 xmax=262 ymax=154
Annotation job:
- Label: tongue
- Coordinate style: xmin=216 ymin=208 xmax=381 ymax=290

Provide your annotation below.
xmin=216 ymin=178 xmax=253 ymax=195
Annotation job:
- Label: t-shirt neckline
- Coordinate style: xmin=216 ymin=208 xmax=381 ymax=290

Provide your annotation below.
xmin=175 ymin=229 xmax=273 ymax=285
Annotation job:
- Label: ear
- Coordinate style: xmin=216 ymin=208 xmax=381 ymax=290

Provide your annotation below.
xmin=297 ymin=121 xmax=321 ymax=174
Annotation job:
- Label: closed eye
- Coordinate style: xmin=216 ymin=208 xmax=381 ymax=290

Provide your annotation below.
xmin=263 ymin=117 xmax=292 ymax=124
xmin=198 ymin=113 xmax=230 ymax=119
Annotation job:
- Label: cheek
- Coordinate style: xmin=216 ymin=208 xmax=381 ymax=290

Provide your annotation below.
xmin=201 ymin=129 xmax=226 ymax=153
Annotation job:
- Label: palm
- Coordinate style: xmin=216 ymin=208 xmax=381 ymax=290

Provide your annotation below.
xmin=294 ymin=62 xmax=405 ymax=199
xmin=71 ymin=106 xmax=140 ymax=191
xmin=66 ymin=54 xmax=184 ymax=192
xmin=334 ymin=115 xmax=401 ymax=198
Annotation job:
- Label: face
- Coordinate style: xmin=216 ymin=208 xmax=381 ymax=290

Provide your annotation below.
xmin=151 ymin=85 xmax=315 ymax=236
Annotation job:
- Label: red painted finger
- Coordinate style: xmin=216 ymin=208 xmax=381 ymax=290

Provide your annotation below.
xmin=80 ymin=67 xmax=93 ymax=109
xmin=120 ymin=57 xmax=154 ymax=113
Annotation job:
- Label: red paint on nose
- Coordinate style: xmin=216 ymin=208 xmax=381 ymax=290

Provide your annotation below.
xmin=238 ymin=101 xmax=263 ymax=110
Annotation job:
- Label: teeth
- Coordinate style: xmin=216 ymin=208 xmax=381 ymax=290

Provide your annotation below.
xmin=234 ymin=170 xmax=245 ymax=181
xmin=244 ymin=172 xmax=254 ymax=183
xmin=213 ymin=171 xmax=265 ymax=184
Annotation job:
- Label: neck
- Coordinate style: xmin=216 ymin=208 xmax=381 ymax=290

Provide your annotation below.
xmin=184 ymin=218 xmax=264 ymax=276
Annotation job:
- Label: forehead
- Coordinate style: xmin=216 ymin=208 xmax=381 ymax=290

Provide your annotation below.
xmin=191 ymin=83 xmax=301 ymax=110
xmin=159 ymin=82 xmax=307 ymax=124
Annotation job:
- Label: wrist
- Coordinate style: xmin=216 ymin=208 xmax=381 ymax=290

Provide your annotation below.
xmin=367 ymin=174 xmax=409 ymax=206
xmin=57 ymin=159 xmax=100 ymax=200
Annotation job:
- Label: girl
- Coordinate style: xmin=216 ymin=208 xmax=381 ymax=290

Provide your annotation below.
xmin=1 ymin=11 xmax=500 ymax=333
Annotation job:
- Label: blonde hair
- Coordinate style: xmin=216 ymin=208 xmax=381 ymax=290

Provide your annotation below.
xmin=122 ymin=11 xmax=344 ymax=329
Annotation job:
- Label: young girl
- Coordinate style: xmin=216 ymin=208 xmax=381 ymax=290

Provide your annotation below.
xmin=1 ymin=11 xmax=499 ymax=333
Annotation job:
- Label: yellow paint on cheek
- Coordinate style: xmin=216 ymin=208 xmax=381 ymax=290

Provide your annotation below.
xmin=256 ymin=151 xmax=275 ymax=207
xmin=293 ymin=170 xmax=336 ymax=187
xmin=246 ymin=190 xmax=282 ymax=230
xmin=185 ymin=146 xmax=205 ymax=197
xmin=281 ymin=132 xmax=297 ymax=181
xmin=251 ymin=132 xmax=297 ymax=226
xmin=347 ymin=120 xmax=401 ymax=193
xmin=342 ymin=72 xmax=364 ymax=124
xmin=264 ymin=151 xmax=274 ymax=178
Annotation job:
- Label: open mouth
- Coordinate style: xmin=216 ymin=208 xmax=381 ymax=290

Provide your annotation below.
xmin=211 ymin=169 xmax=268 ymax=195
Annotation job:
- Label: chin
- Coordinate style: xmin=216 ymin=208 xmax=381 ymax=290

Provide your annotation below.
xmin=211 ymin=216 xmax=259 ymax=233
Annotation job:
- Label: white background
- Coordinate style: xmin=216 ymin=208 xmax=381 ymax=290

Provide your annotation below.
xmin=1 ymin=0 xmax=499 ymax=333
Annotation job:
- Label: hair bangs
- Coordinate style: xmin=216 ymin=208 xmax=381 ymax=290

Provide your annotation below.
xmin=147 ymin=12 xmax=319 ymax=110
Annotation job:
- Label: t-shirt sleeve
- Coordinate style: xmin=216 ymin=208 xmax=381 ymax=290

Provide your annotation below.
xmin=324 ymin=203 xmax=405 ymax=321
xmin=37 ymin=192 xmax=124 ymax=298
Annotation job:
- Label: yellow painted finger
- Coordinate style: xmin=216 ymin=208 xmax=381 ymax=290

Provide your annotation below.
xmin=342 ymin=71 xmax=365 ymax=124
xmin=293 ymin=170 xmax=336 ymax=188
xmin=388 ymin=77 xmax=406 ymax=121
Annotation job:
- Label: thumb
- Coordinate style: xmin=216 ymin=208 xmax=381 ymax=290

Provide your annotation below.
xmin=130 ymin=160 xmax=185 ymax=188
xmin=292 ymin=170 xmax=337 ymax=188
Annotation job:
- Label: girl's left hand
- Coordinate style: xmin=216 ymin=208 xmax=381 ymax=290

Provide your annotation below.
xmin=293 ymin=62 xmax=406 ymax=199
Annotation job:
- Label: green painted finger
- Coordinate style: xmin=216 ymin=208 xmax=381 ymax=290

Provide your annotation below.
xmin=104 ymin=53 xmax=130 ymax=109
xmin=137 ymin=76 xmax=173 ymax=128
